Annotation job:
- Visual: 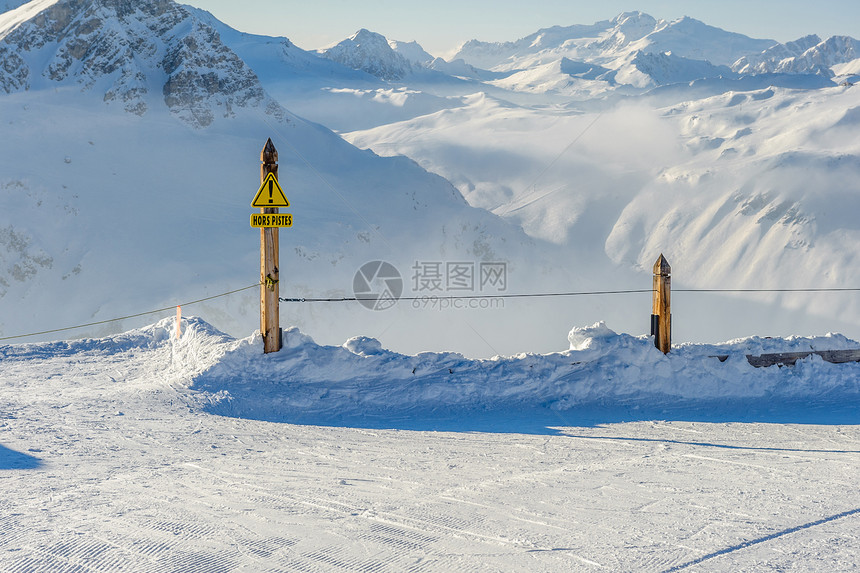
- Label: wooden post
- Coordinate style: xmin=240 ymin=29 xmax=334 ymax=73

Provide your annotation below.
xmin=175 ymin=305 xmax=181 ymax=340
xmin=260 ymin=138 xmax=281 ymax=353
xmin=651 ymin=254 xmax=671 ymax=354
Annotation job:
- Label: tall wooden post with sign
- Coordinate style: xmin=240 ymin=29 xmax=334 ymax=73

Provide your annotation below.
xmin=250 ymin=138 xmax=293 ymax=354
xmin=651 ymin=254 xmax=671 ymax=354
xmin=260 ymin=139 xmax=280 ymax=353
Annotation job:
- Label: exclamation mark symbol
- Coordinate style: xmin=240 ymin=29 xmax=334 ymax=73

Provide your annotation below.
xmin=268 ymin=179 xmax=273 ymax=203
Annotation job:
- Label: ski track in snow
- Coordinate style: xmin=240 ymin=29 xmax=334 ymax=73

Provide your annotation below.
xmin=0 ymin=318 xmax=858 ymax=571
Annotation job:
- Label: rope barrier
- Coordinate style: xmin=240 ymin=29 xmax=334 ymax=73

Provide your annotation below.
xmin=3 ymin=283 xmax=858 ymax=344
xmin=280 ymin=286 xmax=860 ymax=303
xmin=281 ymin=289 xmax=654 ymax=303
xmin=0 ymin=284 xmax=260 ymax=343
xmin=675 ymin=288 xmax=860 ymax=293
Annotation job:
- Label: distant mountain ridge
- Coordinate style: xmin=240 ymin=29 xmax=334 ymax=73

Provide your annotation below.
xmin=451 ymin=12 xmax=776 ymax=71
xmin=733 ymin=34 xmax=860 ymax=77
xmin=312 ymin=11 xmax=860 ymax=92
xmin=6 ymin=3 xmax=859 ymax=107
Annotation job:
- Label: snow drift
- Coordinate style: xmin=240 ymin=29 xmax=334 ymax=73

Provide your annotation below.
xmin=10 ymin=317 xmax=854 ymax=427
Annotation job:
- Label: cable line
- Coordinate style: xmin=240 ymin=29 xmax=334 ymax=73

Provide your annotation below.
xmin=282 ymin=289 xmax=652 ymax=303
xmin=5 ymin=283 xmax=857 ymax=344
xmin=0 ymin=283 xmax=259 ymax=343
xmin=281 ymin=286 xmax=860 ymax=303
xmin=676 ymin=288 xmax=860 ymax=293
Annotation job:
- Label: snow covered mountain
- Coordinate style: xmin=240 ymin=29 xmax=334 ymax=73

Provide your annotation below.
xmin=179 ymin=12 xmax=468 ymax=133
xmin=319 ymin=28 xmax=413 ymax=80
xmin=311 ymin=12 xmax=858 ymax=96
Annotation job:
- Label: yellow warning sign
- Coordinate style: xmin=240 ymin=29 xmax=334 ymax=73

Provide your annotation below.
xmin=251 ymin=213 xmax=293 ymax=228
xmin=252 ymin=173 xmax=290 ymax=208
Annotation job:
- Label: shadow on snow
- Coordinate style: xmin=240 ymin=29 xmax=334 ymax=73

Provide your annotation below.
xmin=0 ymin=444 xmax=42 ymax=470
xmin=199 ymin=398 xmax=860 ymax=437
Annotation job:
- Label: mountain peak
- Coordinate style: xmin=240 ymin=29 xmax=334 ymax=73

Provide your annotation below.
xmin=320 ymin=28 xmax=412 ymax=80
xmin=611 ymin=11 xmax=656 ymax=27
xmin=350 ymin=28 xmax=381 ymax=42
xmin=0 ymin=0 xmax=281 ymax=127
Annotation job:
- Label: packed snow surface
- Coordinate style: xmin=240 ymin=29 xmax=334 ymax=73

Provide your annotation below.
xmin=1 ymin=317 xmax=859 ymax=571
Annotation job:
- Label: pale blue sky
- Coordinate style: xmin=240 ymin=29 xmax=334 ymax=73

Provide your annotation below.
xmin=183 ymin=1 xmax=860 ymax=57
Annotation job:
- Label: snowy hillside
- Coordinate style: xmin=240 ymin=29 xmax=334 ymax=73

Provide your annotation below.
xmin=346 ymin=81 xmax=860 ymax=341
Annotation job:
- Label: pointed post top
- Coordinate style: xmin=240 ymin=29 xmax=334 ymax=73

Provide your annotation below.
xmin=261 ymin=138 xmax=278 ymax=164
xmin=653 ymin=254 xmax=671 ymax=276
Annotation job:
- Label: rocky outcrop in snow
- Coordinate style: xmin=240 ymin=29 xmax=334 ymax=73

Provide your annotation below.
xmin=0 ymin=0 xmax=278 ymax=127
xmin=320 ymin=29 xmax=412 ymax=80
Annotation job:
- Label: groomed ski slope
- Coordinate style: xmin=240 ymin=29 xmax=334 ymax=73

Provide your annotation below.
xmin=0 ymin=317 xmax=859 ymax=571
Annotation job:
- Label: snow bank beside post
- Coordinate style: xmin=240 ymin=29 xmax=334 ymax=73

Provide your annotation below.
xmin=4 ymin=316 xmax=857 ymax=428
xmin=172 ymin=318 xmax=860 ymax=425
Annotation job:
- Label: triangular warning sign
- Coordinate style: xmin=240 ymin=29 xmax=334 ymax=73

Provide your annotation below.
xmin=252 ymin=173 xmax=290 ymax=208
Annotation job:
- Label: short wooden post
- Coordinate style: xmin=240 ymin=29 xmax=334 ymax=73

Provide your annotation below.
xmin=175 ymin=305 xmax=181 ymax=340
xmin=260 ymin=138 xmax=281 ymax=353
xmin=651 ymin=254 xmax=671 ymax=354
